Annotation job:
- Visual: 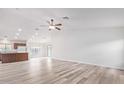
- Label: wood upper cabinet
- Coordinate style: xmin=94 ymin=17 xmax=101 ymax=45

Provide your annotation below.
xmin=14 ymin=43 xmax=26 ymax=49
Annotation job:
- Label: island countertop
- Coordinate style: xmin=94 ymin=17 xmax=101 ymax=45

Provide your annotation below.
xmin=0 ymin=52 xmax=28 ymax=54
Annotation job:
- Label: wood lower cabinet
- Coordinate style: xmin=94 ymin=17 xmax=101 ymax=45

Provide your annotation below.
xmin=16 ymin=53 xmax=28 ymax=62
xmin=1 ymin=53 xmax=28 ymax=63
xmin=0 ymin=53 xmax=2 ymax=61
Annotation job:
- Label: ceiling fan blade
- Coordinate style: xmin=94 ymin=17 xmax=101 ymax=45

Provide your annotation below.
xmin=62 ymin=16 xmax=69 ymax=20
xmin=55 ymin=23 xmax=62 ymax=26
xmin=55 ymin=27 xmax=61 ymax=30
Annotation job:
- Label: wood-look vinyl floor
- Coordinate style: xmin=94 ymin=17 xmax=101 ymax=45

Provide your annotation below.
xmin=0 ymin=58 xmax=124 ymax=84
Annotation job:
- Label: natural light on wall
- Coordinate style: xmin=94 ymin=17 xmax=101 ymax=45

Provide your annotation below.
xmin=85 ymin=39 xmax=124 ymax=68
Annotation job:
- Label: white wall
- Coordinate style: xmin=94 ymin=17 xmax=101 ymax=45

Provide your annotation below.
xmin=52 ymin=27 xmax=124 ymax=69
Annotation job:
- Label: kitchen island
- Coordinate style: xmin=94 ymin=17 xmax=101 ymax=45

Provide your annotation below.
xmin=0 ymin=52 xmax=28 ymax=63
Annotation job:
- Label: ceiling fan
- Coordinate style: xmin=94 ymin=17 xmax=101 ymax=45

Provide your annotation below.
xmin=40 ymin=19 xmax=62 ymax=31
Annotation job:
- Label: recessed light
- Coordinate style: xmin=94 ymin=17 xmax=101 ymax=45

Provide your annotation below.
xmin=16 ymin=8 xmax=19 ymax=10
xmin=18 ymin=28 xmax=22 ymax=32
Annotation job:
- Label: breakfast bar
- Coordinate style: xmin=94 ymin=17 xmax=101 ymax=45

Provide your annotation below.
xmin=0 ymin=52 xmax=28 ymax=63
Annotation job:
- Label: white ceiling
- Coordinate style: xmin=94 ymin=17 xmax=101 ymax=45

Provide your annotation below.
xmin=0 ymin=8 xmax=124 ymax=41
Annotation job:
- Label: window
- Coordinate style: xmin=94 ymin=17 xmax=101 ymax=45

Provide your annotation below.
xmin=0 ymin=44 xmax=12 ymax=52
xmin=47 ymin=45 xmax=52 ymax=57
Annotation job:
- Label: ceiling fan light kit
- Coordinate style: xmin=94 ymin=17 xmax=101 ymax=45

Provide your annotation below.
xmin=62 ymin=16 xmax=69 ymax=20
xmin=49 ymin=26 xmax=55 ymax=30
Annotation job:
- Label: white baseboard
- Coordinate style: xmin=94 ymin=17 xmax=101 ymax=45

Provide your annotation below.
xmin=52 ymin=57 xmax=124 ymax=70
